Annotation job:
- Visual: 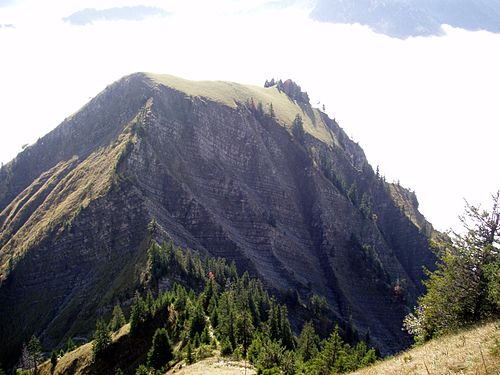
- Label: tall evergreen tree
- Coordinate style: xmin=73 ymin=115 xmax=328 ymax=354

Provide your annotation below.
xmin=66 ymin=337 xmax=76 ymax=352
xmin=109 ymin=304 xmax=126 ymax=332
xmin=235 ymin=310 xmax=254 ymax=356
xmin=50 ymin=351 xmax=58 ymax=373
xmin=317 ymin=326 xmax=344 ymax=373
xmin=297 ymin=321 xmax=320 ymax=362
xmin=189 ymin=302 xmax=206 ymax=338
xmin=279 ymin=305 xmax=294 ymax=350
xmin=292 ymin=114 xmax=305 ymax=144
xmin=130 ymin=292 xmax=149 ymax=334
xmin=20 ymin=336 xmax=43 ymax=374
xmin=92 ymin=319 xmax=112 ymax=359
xmin=269 ymin=103 xmax=275 ymax=118
xmin=147 ymin=328 xmax=173 ymax=370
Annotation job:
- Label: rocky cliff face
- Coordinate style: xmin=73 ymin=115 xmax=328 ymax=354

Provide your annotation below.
xmin=0 ymin=73 xmax=436 ymax=366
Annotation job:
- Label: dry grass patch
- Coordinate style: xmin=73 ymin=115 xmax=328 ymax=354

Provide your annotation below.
xmin=351 ymin=322 xmax=499 ymax=375
xmin=38 ymin=324 xmax=131 ymax=375
xmin=0 ymin=132 xmax=132 ymax=276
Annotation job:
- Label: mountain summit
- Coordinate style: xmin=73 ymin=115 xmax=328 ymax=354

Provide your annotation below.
xmin=0 ymin=73 xmax=435 ymax=366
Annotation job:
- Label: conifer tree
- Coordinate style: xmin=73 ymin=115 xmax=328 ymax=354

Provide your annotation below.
xmin=292 ymin=114 xmax=305 ymax=144
xmin=186 ymin=341 xmax=193 ymax=364
xmin=109 ymin=304 xmax=126 ymax=332
xmin=130 ymin=292 xmax=149 ymax=334
xmin=279 ymin=305 xmax=294 ymax=350
xmin=66 ymin=337 xmax=76 ymax=352
xmin=20 ymin=336 xmax=43 ymax=374
xmin=189 ymin=303 xmax=206 ymax=338
xmin=235 ymin=310 xmax=254 ymax=356
xmin=147 ymin=328 xmax=173 ymax=370
xmin=297 ymin=321 xmax=320 ymax=362
xmin=50 ymin=351 xmax=57 ymax=373
xmin=217 ymin=292 xmax=235 ymax=347
xmin=269 ymin=103 xmax=275 ymax=118
xmin=92 ymin=319 xmax=112 ymax=359
xmin=317 ymin=326 xmax=344 ymax=373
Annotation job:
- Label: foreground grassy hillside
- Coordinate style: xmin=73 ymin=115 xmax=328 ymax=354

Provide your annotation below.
xmin=352 ymin=322 xmax=499 ymax=375
xmin=38 ymin=322 xmax=498 ymax=375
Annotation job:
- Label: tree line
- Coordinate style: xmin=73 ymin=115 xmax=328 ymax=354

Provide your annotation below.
xmin=88 ymin=239 xmax=378 ymax=374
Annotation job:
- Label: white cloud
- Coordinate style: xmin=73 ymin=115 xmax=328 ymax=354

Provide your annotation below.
xmin=0 ymin=2 xmax=499 ymax=231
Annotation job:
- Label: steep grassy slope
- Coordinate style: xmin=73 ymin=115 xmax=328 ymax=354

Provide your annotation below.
xmin=0 ymin=73 xmax=435 ymax=367
xmin=352 ymin=321 xmax=499 ymax=375
xmin=0 ymin=133 xmax=131 ymax=274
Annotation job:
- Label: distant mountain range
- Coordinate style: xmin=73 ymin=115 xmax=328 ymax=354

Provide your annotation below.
xmin=63 ymin=6 xmax=170 ymax=25
xmin=310 ymin=0 xmax=500 ymax=38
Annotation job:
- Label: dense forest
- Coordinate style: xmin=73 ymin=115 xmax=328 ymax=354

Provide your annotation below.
xmin=8 ymin=234 xmax=377 ymax=375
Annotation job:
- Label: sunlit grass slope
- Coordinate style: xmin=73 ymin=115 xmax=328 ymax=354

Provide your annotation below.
xmin=145 ymin=72 xmax=337 ymax=147
xmin=0 ymin=132 xmax=133 ymax=276
xmin=351 ymin=322 xmax=499 ymax=375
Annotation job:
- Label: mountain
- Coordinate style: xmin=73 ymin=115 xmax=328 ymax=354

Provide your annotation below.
xmin=310 ymin=0 xmax=500 ymax=38
xmin=0 ymin=73 xmax=435 ymax=367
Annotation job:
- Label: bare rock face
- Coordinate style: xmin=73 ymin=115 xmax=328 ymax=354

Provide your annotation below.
xmin=0 ymin=73 xmax=435 ymax=366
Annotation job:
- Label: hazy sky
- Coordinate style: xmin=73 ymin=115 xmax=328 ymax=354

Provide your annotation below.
xmin=0 ymin=0 xmax=499 ymax=231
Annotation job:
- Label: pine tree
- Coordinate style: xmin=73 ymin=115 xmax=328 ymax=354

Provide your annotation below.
xmin=109 ymin=304 xmax=126 ymax=332
xmin=279 ymin=305 xmax=294 ymax=350
xmin=92 ymin=318 xmax=112 ymax=359
xmin=66 ymin=337 xmax=76 ymax=352
xmin=235 ymin=310 xmax=254 ymax=357
xmin=130 ymin=292 xmax=149 ymax=334
xmin=297 ymin=321 xmax=319 ymax=362
xmin=217 ymin=292 xmax=235 ymax=347
xmin=147 ymin=328 xmax=173 ymax=370
xmin=269 ymin=103 xmax=275 ymax=118
xmin=220 ymin=337 xmax=233 ymax=356
xmin=201 ymin=325 xmax=211 ymax=344
xmin=317 ymin=326 xmax=344 ymax=372
xmin=25 ymin=335 xmax=43 ymax=375
xmin=186 ymin=341 xmax=193 ymax=364
xmin=257 ymin=101 xmax=264 ymax=118
xmin=257 ymin=339 xmax=284 ymax=371
xmin=189 ymin=303 xmax=206 ymax=338
xmin=291 ymin=114 xmax=305 ymax=144
xmin=50 ymin=351 xmax=58 ymax=373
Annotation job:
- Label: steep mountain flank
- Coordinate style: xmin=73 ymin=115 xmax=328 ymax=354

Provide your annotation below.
xmin=0 ymin=73 xmax=435 ymax=366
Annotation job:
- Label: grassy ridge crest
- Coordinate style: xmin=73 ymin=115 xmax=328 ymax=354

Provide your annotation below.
xmin=144 ymin=72 xmax=337 ymax=146
xmin=0 ymin=132 xmax=133 ymax=278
